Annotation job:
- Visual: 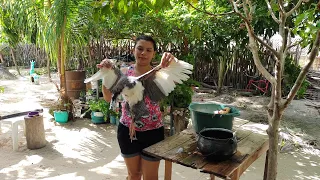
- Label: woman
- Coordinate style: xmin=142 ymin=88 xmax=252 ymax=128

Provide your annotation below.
xmin=99 ymin=35 xmax=176 ymax=180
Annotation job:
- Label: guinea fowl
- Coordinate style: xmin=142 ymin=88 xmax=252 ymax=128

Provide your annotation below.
xmin=84 ymin=58 xmax=193 ymax=141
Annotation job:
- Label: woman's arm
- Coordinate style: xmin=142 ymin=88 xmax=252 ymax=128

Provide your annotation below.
xmin=102 ymin=85 xmax=112 ymax=102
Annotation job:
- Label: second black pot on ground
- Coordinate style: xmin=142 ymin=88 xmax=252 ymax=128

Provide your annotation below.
xmin=197 ymin=128 xmax=237 ymax=161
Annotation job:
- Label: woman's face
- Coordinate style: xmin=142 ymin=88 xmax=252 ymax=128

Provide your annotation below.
xmin=134 ymin=40 xmax=156 ymax=66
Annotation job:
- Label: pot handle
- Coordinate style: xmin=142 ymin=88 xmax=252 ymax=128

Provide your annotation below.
xmin=228 ymin=138 xmax=235 ymax=144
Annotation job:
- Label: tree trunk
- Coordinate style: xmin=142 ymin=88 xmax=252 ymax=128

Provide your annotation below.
xmin=266 ymin=35 xmax=285 ymax=179
xmin=58 ymin=15 xmax=67 ymax=91
xmin=47 ymin=55 xmax=51 ymax=80
xmin=24 ymin=114 xmax=46 ymax=149
xmin=266 ymin=117 xmax=280 ymax=180
xmin=217 ymin=57 xmax=226 ymax=93
xmin=182 ymin=36 xmax=189 ymax=55
xmin=57 ymin=39 xmax=63 ymax=88
xmin=10 ymin=48 xmax=21 ymax=76
xmin=0 ymin=53 xmax=4 ymax=63
xmin=228 ymin=1 xmax=320 ymax=180
xmin=87 ymin=44 xmax=93 ymax=72
xmin=267 ymin=95 xmax=283 ymax=180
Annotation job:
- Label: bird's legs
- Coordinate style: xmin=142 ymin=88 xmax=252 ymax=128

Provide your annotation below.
xmin=129 ymin=111 xmax=137 ymax=142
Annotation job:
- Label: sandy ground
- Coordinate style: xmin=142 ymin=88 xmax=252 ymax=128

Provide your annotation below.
xmin=1 ymin=71 xmax=320 ymax=180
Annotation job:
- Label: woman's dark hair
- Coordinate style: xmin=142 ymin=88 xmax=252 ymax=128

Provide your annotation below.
xmin=134 ymin=35 xmax=157 ymax=51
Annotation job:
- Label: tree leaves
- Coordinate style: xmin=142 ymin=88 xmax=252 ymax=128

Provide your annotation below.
xmin=293 ymin=4 xmax=320 ymax=48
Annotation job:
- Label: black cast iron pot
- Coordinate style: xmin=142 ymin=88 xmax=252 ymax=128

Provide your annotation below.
xmin=197 ymin=128 xmax=237 ymax=161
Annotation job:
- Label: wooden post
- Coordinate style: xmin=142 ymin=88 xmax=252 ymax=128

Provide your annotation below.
xmin=230 ymin=168 xmax=241 ymax=180
xmin=172 ymin=107 xmax=188 ymax=134
xmin=210 ymin=174 xmax=215 ymax=180
xmin=164 ymin=160 xmax=172 ymax=180
xmin=24 ymin=115 xmax=46 ymax=149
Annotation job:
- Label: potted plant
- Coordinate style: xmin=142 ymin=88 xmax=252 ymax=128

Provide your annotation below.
xmin=86 ymin=98 xmax=109 ymax=124
xmin=53 ymin=105 xmax=69 ymax=124
xmin=109 ymin=107 xmax=120 ymax=125
xmin=86 ymin=89 xmax=95 ymax=101
xmin=50 ymin=89 xmax=73 ymax=124
xmin=161 ymin=82 xmax=194 ymax=133
xmin=79 ymin=90 xmax=86 ymax=103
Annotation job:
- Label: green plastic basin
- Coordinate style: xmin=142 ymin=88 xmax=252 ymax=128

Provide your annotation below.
xmin=54 ymin=111 xmax=68 ymax=123
xmin=188 ymin=102 xmax=240 ymax=133
xmin=91 ymin=111 xmax=105 ymax=124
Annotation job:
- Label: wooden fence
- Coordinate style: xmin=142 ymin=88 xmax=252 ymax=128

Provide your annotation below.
xmin=1 ymin=40 xmax=275 ymax=90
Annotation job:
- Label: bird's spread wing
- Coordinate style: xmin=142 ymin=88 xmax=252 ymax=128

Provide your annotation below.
xmin=154 ymin=59 xmax=193 ymax=96
xmin=143 ymin=59 xmax=193 ymax=102
xmin=142 ymin=77 xmax=166 ymax=102
xmin=84 ymin=68 xmax=122 ymax=89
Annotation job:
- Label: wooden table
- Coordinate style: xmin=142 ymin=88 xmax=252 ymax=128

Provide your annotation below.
xmin=143 ymin=119 xmax=269 ymax=180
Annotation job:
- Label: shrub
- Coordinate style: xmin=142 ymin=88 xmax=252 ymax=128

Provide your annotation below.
xmin=283 ymin=56 xmax=309 ymax=99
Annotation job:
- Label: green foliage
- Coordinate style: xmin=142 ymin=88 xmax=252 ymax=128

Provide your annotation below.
xmin=87 ymin=89 xmax=94 ymax=96
xmin=88 ymin=99 xmax=108 ymax=112
xmin=0 ymin=3 xmax=22 ymax=47
xmin=0 ymin=86 xmax=4 ymax=93
xmin=34 ymin=68 xmax=48 ymax=75
xmin=48 ymin=108 xmax=54 ymax=117
xmin=283 ymin=56 xmax=310 ymax=99
xmin=184 ymin=78 xmax=201 ymax=87
xmin=58 ymin=101 xmax=71 ymax=111
xmin=293 ymin=2 xmax=320 ymax=49
xmin=161 ymin=83 xmax=194 ymax=108
xmin=87 ymin=98 xmax=110 ymax=118
xmin=48 ymin=100 xmax=71 ymax=116
xmin=80 ymin=90 xmax=86 ymax=98
xmin=180 ymin=53 xmax=196 ymax=66
xmin=92 ymin=0 xmax=175 ymax=19
xmin=109 ymin=108 xmax=120 ymax=118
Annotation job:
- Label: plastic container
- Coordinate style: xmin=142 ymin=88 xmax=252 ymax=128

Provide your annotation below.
xmin=188 ymin=102 xmax=240 ymax=133
xmin=110 ymin=115 xmax=117 ymax=124
xmin=54 ymin=111 xmax=69 ymax=123
xmin=91 ymin=111 xmax=105 ymax=124
xmin=33 ymin=75 xmax=40 ymax=85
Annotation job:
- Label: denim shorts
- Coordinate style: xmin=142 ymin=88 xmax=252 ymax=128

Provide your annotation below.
xmin=117 ymin=123 xmax=164 ymax=161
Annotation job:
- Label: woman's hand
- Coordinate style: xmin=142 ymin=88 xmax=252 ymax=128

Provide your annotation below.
xmin=160 ymin=52 xmax=177 ymax=68
xmin=96 ymin=58 xmax=114 ymax=69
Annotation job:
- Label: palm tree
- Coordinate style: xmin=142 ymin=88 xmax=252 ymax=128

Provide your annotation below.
xmin=41 ymin=0 xmax=94 ymax=115
xmin=0 ymin=4 xmax=23 ymax=75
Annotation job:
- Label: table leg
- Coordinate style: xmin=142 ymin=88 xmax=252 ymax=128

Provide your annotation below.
xmin=230 ymin=168 xmax=240 ymax=180
xmin=263 ymin=150 xmax=269 ymax=180
xmin=164 ymin=160 xmax=172 ymax=180
xmin=210 ymin=174 xmax=215 ymax=180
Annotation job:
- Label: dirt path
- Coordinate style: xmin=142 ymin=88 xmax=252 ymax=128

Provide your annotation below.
xmin=1 ymin=70 xmax=320 ymax=180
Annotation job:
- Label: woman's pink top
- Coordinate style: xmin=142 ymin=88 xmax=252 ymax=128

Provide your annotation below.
xmin=119 ymin=65 xmax=163 ymax=131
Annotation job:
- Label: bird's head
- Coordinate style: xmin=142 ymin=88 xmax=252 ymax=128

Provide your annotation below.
xmin=121 ymin=79 xmax=145 ymax=107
